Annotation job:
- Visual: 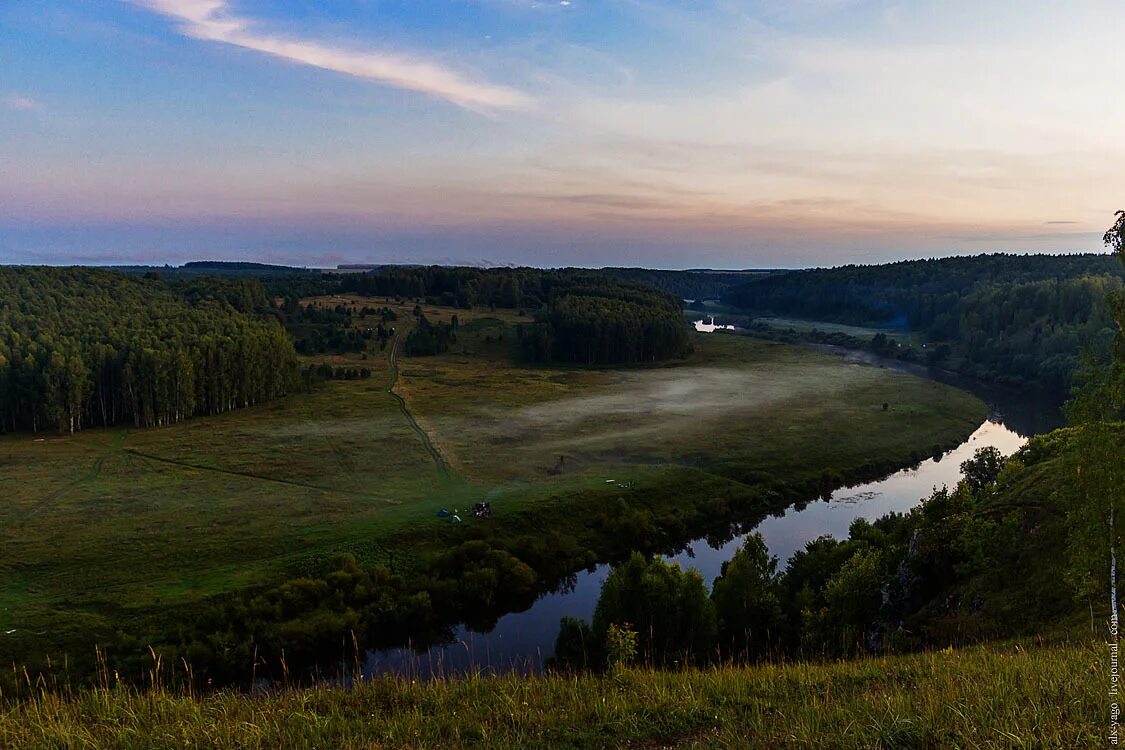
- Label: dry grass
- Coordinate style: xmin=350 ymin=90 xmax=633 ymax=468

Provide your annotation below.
xmin=0 ymin=640 xmax=1103 ymax=749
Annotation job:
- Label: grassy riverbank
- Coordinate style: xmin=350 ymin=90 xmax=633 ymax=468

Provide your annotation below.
xmin=0 ymin=301 xmax=986 ymax=674
xmin=0 ymin=639 xmax=1101 ymax=749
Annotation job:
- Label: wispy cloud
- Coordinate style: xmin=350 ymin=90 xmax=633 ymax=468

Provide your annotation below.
xmin=132 ymin=0 xmax=532 ymax=110
xmin=3 ymin=94 xmax=41 ymax=111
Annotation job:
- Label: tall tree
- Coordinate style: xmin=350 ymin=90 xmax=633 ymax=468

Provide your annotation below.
xmin=1065 ymin=211 xmax=1125 ymax=635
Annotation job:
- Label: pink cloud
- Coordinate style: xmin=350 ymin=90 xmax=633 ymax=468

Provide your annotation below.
xmin=133 ymin=0 xmax=532 ymax=111
xmin=3 ymin=94 xmax=41 ymax=111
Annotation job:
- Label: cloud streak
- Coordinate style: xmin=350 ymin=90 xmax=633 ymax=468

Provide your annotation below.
xmin=133 ymin=0 xmax=532 ymax=110
xmin=3 ymin=94 xmax=41 ymax=111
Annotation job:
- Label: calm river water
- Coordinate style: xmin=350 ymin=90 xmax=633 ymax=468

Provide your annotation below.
xmin=363 ymin=326 xmax=1063 ymax=678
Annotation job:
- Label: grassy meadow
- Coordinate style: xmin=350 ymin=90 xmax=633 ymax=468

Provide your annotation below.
xmin=0 ymin=639 xmax=1102 ymax=749
xmin=0 ymin=297 xmax=986 ymax=667
xmin=752 ymin=316 xmax=924 ymax=347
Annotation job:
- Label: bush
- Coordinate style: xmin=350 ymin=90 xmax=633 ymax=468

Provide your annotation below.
xmin=710 ymin=533 xmax=784 ymax=659
xmin=592 ymin=553 xmax=716 ymax=666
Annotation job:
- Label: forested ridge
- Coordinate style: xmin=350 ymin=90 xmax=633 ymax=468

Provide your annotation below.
xmin=521 ymin=278 xmax=690 ymax=364
xmin=0 ymin=268 xmax=299 ymax=433
xmin=271 ymin=265 xmax=692 ymax=365
xmin=724 ymin=253 xmax=1122 ymax=390
xmin=597 ymin=267 xmax=771 ymax=301
xmin=271 ymin=264 xmax=765 ymax=310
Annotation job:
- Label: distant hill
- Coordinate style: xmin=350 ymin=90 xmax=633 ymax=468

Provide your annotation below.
xmin=723 ymin=252 xmax=1122 ymax=392
xmin=597 ymin=267 xmax=776 ymax=300
xmin=182 ymin=261 xmax=313 ymax=274
xmin=111 ymin=261 xmax=315 ymax=277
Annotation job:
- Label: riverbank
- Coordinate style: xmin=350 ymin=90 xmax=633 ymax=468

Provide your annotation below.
xmin=0 ymin=639 xmax=1101 ymax=749
xmin=366 ymin=417 xmax=1028 ymax=678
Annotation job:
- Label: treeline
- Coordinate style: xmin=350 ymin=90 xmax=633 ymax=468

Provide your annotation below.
xmin=263 ymin=266 xmax=692 ymax=366
xmin=263 ymin=264 xmax=769 ymax=311
xmin=278 ymin=299 xmax=390 ymax=355
xmin=724 ymin=253 xmax=1123 ymax=391
xmin=117 ymin=261 xmax=315 ymax=278
xmin=338 ymin=266 xmax=554 ymax=310
xmin=403 ymin=313 xmax=457 ymax=356
xmin=0 ymin=268 xmax=299 ymax=433
xmin=302 ymin=363 xmax=373 ymax=381
xmin=166 ymin=274 xmax=279 ymax=317
xmin=520 ymin=279 xmax=691 ymax=365
xmin=598 ymin=268 xmax=772 ymax=301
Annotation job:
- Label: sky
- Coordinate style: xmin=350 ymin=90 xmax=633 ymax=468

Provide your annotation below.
xmin=1 ymin=0 xmax=1123 ymax=269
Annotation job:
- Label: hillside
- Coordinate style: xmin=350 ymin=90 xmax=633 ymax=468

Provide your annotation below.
xmin=723 ymin=253 xmax=1122 ymax=393
xmin=0 ymin=640 xmax=1100 ymax=749
xmin=595 ymin=267 xmax=773 ymax=301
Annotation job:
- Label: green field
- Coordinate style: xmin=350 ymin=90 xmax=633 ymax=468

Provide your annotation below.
xmin=753 ymin=316 xmax=924 ymax=346
xmin=0 ymin=639 xmax=1100 ymax=749
xmin=0 ymin=299 xmax=986 ymax=664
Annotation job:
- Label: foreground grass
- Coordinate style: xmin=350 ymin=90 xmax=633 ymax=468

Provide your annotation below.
xmin=0 ymin=641 xmax=1103 ymax=749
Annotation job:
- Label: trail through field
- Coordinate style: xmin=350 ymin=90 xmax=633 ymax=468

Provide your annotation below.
xmin=388 ymin=337 xmax=451 ymax=475
xmin=123 ymin=448 xmax=359 ymax=496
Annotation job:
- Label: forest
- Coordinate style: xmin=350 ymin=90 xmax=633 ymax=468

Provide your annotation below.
xmin=0 ymin=265 xmax=692 ymax=435
xmin=0 ymin=268 xmax=299 ymax=433
xmin=333 ymin=265 xmax=556 ymax=309
xmin=724 ymin=253 xmax=1123 ymax=391
xmin=276 ymin=266 xmax=692 ymax=366
xmin=597 ymin=267 xmax=770 ymax=301
xmin=404 ymin=312 xmax=458 ymax=356
xmin=520 ymin=278 xmax=691 ymax=364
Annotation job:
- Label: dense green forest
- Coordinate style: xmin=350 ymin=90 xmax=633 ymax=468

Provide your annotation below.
xmin=0 ymin=268 xmax=299 ymax=433
xmin=724 ymin=253 xmax=1123 ymax=391
xmin=277 ymin=298 xmax=393 ymax=355
xmin=275 ymin=266 xmax=692 ymax=366
xmin=404 ymin=312 xmax=458 ymax=355
xmin=116 ymin=261 xmax=316 ymax=278
xmin=335 ymin=266 xmax=554 ymax=309
xmin=597 ymin=268 xmax=771 ymax=301
xmin=257 ymin=264 xmax=760 ymax=310
xmin=520 ymin=278 xmax=690 ymax=364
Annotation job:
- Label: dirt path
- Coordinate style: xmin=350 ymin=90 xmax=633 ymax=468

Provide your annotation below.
xmin=388 ymin=337 xmax=451 ymax=475
xmin=124 ymin=448 xmax=353 ymax=495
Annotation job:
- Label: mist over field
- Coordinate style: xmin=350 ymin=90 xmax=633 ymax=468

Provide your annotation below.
xmin=495 ymin=365 xmax=859 ymax=453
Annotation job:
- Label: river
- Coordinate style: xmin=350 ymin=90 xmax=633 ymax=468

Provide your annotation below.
xmin=362 ymin=325 xmax=1063 ymax=678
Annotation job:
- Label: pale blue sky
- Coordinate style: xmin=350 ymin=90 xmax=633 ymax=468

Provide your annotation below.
xmin=1 ymin=1 xmax=1122 ymax=268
